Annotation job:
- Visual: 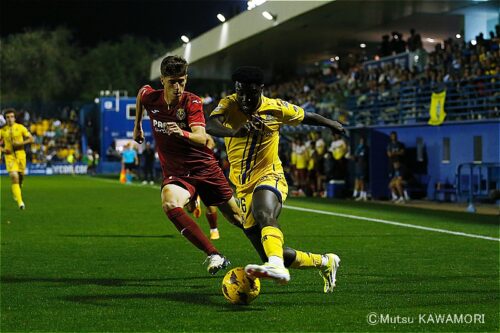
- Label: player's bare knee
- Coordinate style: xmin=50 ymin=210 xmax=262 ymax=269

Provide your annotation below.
xmin=162 ymin=200 xmax=181 ymax=212
xmin=254 ymin=210 xmax=277 ymax=228
xmin=9 ymin=173 xmax=19 ymax=184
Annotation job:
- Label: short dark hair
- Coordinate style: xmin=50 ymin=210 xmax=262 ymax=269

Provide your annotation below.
xmin=3 ymin=108 xmax=15 ymax=117
xmin=232 ymin=66 xmax=264 ymax=84
xmin=160 ymin=56 xmax=188 ymax=77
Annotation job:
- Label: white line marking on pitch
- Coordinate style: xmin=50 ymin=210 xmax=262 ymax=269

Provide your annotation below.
xmin=284 ymin=205 xmax=500 ymax=242
xmin=87 ymin=177 xmax=499 ymax=242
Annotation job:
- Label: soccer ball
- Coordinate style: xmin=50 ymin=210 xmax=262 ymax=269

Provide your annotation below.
xmin=221 ymin=267 xmax=261 ymax=305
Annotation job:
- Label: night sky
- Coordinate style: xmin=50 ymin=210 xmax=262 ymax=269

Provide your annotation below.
xmin=1 ymin=0 xmax=247 ymax=46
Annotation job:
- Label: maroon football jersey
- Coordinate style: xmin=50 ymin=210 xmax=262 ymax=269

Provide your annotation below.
xmin=140 ymin=85 xmax=218 ymax=178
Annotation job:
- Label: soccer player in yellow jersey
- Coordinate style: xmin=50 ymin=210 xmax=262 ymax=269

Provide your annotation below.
xmin=207 ymin=67 xmax=344 ymax=292
xmin=0 ymin=109 xmax=33 ymax=209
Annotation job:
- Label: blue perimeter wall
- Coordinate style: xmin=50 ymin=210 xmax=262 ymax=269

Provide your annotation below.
xmin=366 ymin=120 xmax=499 ymax=199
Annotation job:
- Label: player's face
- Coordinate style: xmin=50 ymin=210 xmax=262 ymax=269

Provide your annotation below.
xmin=161 ymin=75 xmax=187 ymax=100
xmin=5 ymin=113 xmax=16 ymax=126
xmin=235 ymin=81 xmax=263 ymax=115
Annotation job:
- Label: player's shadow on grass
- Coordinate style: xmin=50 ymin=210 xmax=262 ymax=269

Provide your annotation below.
xmin=1 ymin=276 xmax=214 ymax=288
xmin=218 ymin=304 xmax=265 ymax=312
xmin=59 ymin=234 xmax=175 ymax=238
xmin=63 ymin=292 xmax=223 ymax=307
xmin=64 ymin=292 xmax=266 ymax=310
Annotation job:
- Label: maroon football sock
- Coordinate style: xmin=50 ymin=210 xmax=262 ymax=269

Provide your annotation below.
xmin=166 ymin=207 xmax=218 ymax=255
xmin=206 ymin=211 xmax=218 ymax=229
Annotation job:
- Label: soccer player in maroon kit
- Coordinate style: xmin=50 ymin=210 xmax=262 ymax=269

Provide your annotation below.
xmin=133 ymin=56 xmax=243 ymax=274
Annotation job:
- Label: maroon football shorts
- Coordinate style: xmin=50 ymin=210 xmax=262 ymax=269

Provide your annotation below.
xmin=161 ymin=166 xmax=233 ymax=207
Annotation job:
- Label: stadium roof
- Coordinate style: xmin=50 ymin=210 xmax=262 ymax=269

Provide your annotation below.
xmin=150 ymin=0 xmax=498 ymax=81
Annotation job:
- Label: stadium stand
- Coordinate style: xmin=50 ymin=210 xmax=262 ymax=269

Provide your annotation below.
xmin=26 ymin=110 xmax=82 ymax=164
xmin=198 ymin=29 xmax=499 ymax=201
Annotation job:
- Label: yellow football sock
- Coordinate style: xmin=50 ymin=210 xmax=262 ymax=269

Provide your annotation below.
xmin=11 ymin=184 xmax=23 ymax=205
xmin=289 ymin=250 xmax=323 ymax=269
xmin=261 ymin=226 xmax=284 ymax=259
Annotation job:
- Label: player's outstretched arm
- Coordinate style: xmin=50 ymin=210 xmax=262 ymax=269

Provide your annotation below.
xmin=133 ymin=87 xmax=146 ymax=144
xmin=207 ymin=115 xmax=253 ymax=138
xmin=302 ymin=112 xmax=345 ymax=136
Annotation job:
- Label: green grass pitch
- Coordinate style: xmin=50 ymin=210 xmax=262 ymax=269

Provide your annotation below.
xmin=1 ymin=176 xmax=499 ymax=332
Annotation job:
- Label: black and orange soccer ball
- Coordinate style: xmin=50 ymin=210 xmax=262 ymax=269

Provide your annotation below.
xmin=221 ymin=267 xmax=261 ymax=305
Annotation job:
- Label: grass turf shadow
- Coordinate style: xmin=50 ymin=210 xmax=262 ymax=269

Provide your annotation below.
xmin=58 ymin=234 xmax=175 ymax=238
xmin=1 ymin=275 xmax=214 ymax=287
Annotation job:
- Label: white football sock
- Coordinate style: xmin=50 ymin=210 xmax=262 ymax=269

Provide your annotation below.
xmin=268 ymin=255 xmax=285 ymax=267
xmin=404 ymin=190 xmax=410 ymax=200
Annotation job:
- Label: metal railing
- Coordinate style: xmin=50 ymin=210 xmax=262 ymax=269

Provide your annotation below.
xmin=456 ymin=162 xmax=500 ymax=212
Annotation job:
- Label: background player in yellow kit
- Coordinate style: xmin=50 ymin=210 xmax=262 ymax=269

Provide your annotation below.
xmin=207 ymin=67 xmax=344 ymax=292
xmin=0 ymin=108 xmax=33 ymax=209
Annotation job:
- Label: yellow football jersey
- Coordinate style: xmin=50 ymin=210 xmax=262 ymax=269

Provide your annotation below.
xmin=211 ymin=94 xmax=304 ymax=188
xmin=294 ymin=145 xmax=309 ymax=170
xmin=0 ymin=123 xmax=30 ymax=154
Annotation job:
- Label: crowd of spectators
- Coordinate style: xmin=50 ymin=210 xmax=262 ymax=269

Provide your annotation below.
xmin=279 ymin=130 xmax=349 ymax=198
xmin=203 ymin=27 xmax=499 ymax=128
xmin=20 ymin=108 xmax=83 ymax=164
xmin=200 ymin=28 xmax=500 ymax=199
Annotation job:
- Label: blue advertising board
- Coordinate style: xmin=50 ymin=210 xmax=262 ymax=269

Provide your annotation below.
xmin=0 ymin=163 xmax=88 ymax=176
xmin=98 ymin=96 xmax=153 ymax=161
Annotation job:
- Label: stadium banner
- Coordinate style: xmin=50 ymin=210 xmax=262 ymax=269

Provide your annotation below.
xmin=428 ymin=91 xmax=447 ymax=126
xmin=0 ymin=163 xmax=88 ymax=176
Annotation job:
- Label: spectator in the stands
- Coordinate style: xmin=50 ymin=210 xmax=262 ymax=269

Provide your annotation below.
xmin=329 ymin=133 xmax=348 ymax=181
xmin=379 ymin=35 xmax=392 ymax=57
xmin=294 ymin=136 xmax=309 ymax=196
xmin=352 ymin=136 xmax=368 ymax=201
xmin=386 ymin=131 xmax=410 ymax=202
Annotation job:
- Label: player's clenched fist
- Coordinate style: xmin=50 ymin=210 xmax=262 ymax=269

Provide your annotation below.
xmin=133 ymin=126 xmax=144 ymax=144
xmin=330 ymin=120 xmax=345 ymax=135
xmin=166 ymin=122 xmax=183 ymax=136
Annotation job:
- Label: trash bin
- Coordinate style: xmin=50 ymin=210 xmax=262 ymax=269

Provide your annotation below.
xmin=326 ymin=180 xmax=345 ymax=198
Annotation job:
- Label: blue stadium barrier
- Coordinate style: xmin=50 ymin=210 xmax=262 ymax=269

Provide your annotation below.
xmin=457 ymin=162 xmax=500 ymax=212
xmin=0 ymin=163 xmax=88 ymax=176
